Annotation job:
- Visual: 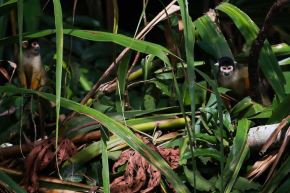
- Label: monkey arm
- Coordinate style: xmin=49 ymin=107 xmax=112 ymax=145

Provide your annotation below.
xmin=30 ymin=71 xmax=41 ymax=90
xmin=30 ymin=66 xmax=47 ymax=90
xmin=17 ymin=66 xmax=28 ymax=88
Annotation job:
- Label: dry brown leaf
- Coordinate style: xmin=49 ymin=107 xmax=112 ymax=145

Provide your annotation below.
xmin=249 ymin=115 xmax=290 ymax=182
xmin=22 ymin=138 xmax=76 ymax=193
xmin=110 ymin=137 xmax=179 ymax=193
xmin=246 ymin=152 xmax=277 ymax=180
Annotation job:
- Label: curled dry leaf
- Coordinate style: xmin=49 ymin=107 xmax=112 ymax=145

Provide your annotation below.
xmin=158 ymin=147 xmax=179 ymax=169
xmin=110 ymin=141 xmax=179 ymax=193
xmin=246 ymin=151 xmax=277 ymax=180
xmin=22 ymin=138 xmax=76 ymax=193
xmin=57 ymin=139 xmax=77 ymax=165
xmin=247 ymin=115 xmax=290 ymax=182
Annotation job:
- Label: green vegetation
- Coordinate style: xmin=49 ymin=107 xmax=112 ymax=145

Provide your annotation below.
xmin=0 ymin=0 xmax=290 ymax=193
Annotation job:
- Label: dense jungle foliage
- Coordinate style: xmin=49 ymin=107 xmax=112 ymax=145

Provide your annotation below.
xmin=0 ymin=0 xmax=290 ymax=193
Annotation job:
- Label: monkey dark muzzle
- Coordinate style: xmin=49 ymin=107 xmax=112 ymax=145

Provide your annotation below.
xmin=33 ymin=47 xmax=40 ymax=55
xmin=223 ymin=72 xmax=231 ymax=76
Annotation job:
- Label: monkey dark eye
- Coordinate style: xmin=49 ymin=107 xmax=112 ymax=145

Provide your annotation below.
xmin=221 ymin=66 xmax=227 ymax=71
xmin=31 ymin=42 xmax=38 ymax=47
xmin=227 ymin=66 xmax=233 ymax=71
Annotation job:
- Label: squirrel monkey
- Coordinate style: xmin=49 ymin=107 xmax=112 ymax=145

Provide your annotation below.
xmin=216 ymin=56 xmax=272 ymax=106
xmin=216 ymin=57 xmax=250 ymax=98
xmin=18 ymin=40 xmax=46 ymax=90
xmin=17 ymin=40 xmax=48 ymax=137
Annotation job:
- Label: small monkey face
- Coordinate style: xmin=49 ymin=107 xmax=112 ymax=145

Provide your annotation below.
xmin=216 ymin=57 xmax=236 ymax=77
xmin=22 ymin=40 xmax=40 ymax=56
xmin=220 ymin=65 xmax=234 ymax=76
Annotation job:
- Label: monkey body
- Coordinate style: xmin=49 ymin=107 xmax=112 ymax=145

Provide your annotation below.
xmin=217 ymin=63 xmax=250 ymax=98
xmin=216 ymin=57 xmax=250 ymax=98
xmin=216 ymin=57 xmax=272 ymax=106
xmin=17 ymin=40 xmax=48 ymax=138
xmin=18 ymin=40 xmax=46 ymax=90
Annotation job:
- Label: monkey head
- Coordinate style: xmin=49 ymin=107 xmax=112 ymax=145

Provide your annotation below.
xmin=22 ymin=40 xmax=40 ymax=56
xmin=216 ymin=57 xmax=237 ymax=77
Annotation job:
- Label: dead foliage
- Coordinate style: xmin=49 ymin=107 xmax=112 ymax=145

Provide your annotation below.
xmin=22 ymin=138 xmax=77 ymax=193
xmin=247 ymin=115 xmax=290 ymax=182
xmin=110 ymin=136 xmax=179 ymax=193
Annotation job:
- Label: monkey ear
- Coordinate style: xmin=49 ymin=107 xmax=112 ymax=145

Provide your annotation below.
xmin=214 ymin=62 xmax=219 ymax=66
xmin=22 ymin=41 xmax=29 ymax=49
xmin=234 ymin=61 xmax=237 ymax=65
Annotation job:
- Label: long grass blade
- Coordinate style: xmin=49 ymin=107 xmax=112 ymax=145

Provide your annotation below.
xmin=0 ymin=0 xmax=17 ymax=16
xmin=0 ymin=171 xmax=27 ymax=193
xmin=101 ymin=129 xmax=110 ymax=193
xmin=217 ymin=2 xmax=286 ymax=100
xmin=177 ymin=0 xmax=197 ymax=192
xmin=194 ymin=14 xmax=233 ymax=59
xmin=195 ymin=68 xmax=225 ymax=191
xmin=223 ymin=118 xmax=250 ymax=193
xmin=52 ymin=0 xmax=63 ymax=178
xmin=0 ymin=29 xmax=174 ymax=67
xmin=0 ymin=85 xmax=190 ymax=193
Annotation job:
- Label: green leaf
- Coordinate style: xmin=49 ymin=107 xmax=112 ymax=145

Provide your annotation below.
xmin=0 ymin=29 xmax=173 ymax=67
xmin=0 ymin=0 xmax=17 ymax=17
xmin=233 ymin=177 xmax=261 ymax=191
xmin=223 ymin=118 xmax=250 ymax=193
xmin=116 ymin=52 xmax=131 ymax=112
xmin=101 ymin=139 xmax=110 ymax=193
xmin=184 ymin=166 xmax=215 ymax=191
xmin=272 ymin=43 xmax=290 ymax=57
xmin=275 ymin=178 xmax=290 ymax=193
xmin=262 ymin=154 xmax=290 ymax=193
xmin=177 ymin=1 xmax=197 ymax=180
xmin=242 ymin=102 xmax=265 ymax=118
xmin=268 ymin=94 xmax=290 ymax=123
xmin=0 ymin=85 xmax=190 ymax=193
xmin=52 ymin=0 xmax=64 ymax=152
xmin=217 ymin=2 xmax=286 ymax=100
xmin=195 ymin=14 xmax=233 ymax=59
xmin=151 ymin=80 xmax=171 ymax=96
xmin=183 ymin=81 xmax=207 ymax=106
xmin=279 ymin=57 xmax=290 ymax=66
xmin=230 ymin=97 xmax=253 ymax=118
xmin=182 ymin=148 xmax=221 ymax=162
xmin=195 ymin=68 xmax=226 ymax=191
xmin=79 ymin=74 xmax=93 ymax=91
xmin=143 ymin=94 xmax=155 ymax=110
xmin=142 ymin=54 xmax=155 ymax=81
xmin=0 ymin=29 xmax=56 ymax=45
xmin=283 ymin=72 xmax=290 ymax=93
xmin=63 ymin=29 xmax=172 ymax=65
xmin=0 ymin=171 xmax=27 ymax=193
